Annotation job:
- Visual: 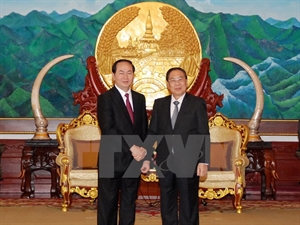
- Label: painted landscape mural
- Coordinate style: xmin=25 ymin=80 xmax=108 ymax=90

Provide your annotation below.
xmin=0 ymin=0 xmax=299 ymax=119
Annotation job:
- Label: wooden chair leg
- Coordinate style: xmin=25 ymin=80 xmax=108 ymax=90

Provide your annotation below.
xmin=234 ymin=185 xmax=243 ymax=213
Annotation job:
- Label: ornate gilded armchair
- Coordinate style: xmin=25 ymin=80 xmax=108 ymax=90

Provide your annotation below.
xmin=56 ymin=111 xmax=100 ymax=212
xmin=199 ymin=113 xmax=249 ymax=213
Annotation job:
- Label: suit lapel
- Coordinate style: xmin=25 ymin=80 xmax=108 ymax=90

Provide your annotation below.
xmin=174 ymin=94 xmax=190 ymax=129
xmin=132 ymin=91 xmax=139 ymax=127
xmin=163 ymin=96 xmax=173 ymax=130
xmin=111 ymin=87 xmax=134 ymax=126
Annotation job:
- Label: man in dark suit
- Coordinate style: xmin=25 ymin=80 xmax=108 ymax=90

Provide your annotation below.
xmin=97 ymin=59 xmax=148 ymax=225
xmin=146 ymin=67 xmax=210 ymax=225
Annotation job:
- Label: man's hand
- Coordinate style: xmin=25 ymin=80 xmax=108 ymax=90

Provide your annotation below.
xmin=130 ymin=145 xmax=147 ymax=161
xmin=140 ymin=160 xmax=150 ymax=174
xmin=197 ymin=163 xmax=208 ymax=177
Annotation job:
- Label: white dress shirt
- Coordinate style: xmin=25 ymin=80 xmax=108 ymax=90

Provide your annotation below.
xmin=115 ymin=85 xmax=134 ymax=111
xmin=170 ymin=93 xmax=186 ymax=118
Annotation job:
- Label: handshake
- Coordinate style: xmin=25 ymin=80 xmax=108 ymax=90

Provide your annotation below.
xmin=130 ymin=145 xmax=150 ymax=174
xmin=130 ymin=144 xmax=147 ymax=161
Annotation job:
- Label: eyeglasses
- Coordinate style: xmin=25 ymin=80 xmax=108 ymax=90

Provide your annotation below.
xmin=168 ymin=77 xmax=186 ymax=84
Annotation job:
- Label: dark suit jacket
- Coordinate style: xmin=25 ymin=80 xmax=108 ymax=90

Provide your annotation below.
xmin=148 ymin=93 xmax=210 ymax=171
xmin=97 ymin=86 xmax=148 ymax=173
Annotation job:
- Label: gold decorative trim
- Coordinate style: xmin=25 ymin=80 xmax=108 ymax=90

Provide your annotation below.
xmin=141 ymin=171 xmax=159 ymax=182
xmin=198 ymin=188 xmax=234 ymax=199
xmin=70 ymin=187 xmax=98 ymax=199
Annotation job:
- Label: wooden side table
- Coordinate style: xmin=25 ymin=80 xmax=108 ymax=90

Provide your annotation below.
xmin=246 ymin=142 xmax=278 ymax=199
xmin=21 ymin=139 xmax=60 ymax=198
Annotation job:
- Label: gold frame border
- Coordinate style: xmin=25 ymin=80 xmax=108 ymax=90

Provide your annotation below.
xmin=0 ymin=118 xmax=298 ymax=136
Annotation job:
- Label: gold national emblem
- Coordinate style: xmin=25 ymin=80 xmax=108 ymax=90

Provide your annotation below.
xmin=95 ymin=2 xmax=202 ymax=109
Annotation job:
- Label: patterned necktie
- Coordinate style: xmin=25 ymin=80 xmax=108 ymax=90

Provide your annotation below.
xmin=171 ymin=101 xmax=179 ymax=129
xmin=125 ymin=93 xmax=134 ymax=124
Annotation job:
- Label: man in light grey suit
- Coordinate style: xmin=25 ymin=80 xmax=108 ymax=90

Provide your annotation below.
xmin=144 ymin=67 xmax=210 ymax=225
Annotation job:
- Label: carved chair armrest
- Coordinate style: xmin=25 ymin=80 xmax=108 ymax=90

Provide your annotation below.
xmin=233 ymin=156 xmax=250 ymax=187
xmin=233 ymin=156 xmax=249 ymax=168
xmin=56 ymin=153 xmax=72 ymax=185
xmin=56 ymin=153 xmax=72 ymax=167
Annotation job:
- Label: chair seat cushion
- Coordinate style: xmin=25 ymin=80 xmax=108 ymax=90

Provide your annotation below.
xmin=199 ymin=171 xmax=235 ymax=189
xmin=205 ymin=171 xmax=235 ymax=181
xmin=70 ymin=169 xmax=98 ymax=187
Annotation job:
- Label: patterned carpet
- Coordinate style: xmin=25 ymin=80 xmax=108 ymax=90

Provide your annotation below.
xmin=0 ymin=198 xmax=299 ymax=215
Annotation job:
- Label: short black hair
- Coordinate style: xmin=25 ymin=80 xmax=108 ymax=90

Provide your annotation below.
xmin=112 ymin=59 xmax=135 ymax=73
xmin=166 ymin=67 xmax=187 ymax=81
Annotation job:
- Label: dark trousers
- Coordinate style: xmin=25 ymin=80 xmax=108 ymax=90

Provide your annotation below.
xmin=159 ymin=171 xmax=199 ymax=225
xmin=97 ymin=174 xmax=140 ymax=225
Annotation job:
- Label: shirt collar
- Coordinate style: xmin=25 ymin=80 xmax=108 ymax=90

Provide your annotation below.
xmin=171 ymin=93 xmax=186 ymax=104
xmin=115 ymin=85 xmax=132 ymax=97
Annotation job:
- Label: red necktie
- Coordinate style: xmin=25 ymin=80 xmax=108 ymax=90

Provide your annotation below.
xmin=125 ymin=93 xmax=134 ymax=124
